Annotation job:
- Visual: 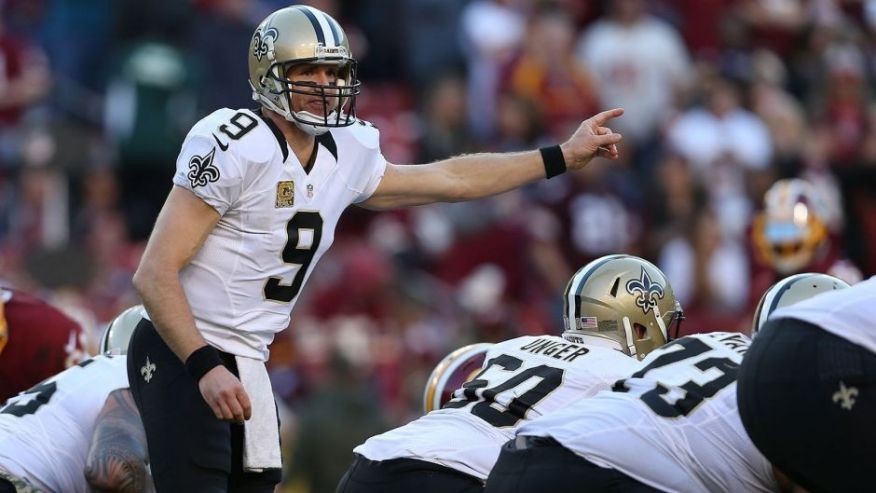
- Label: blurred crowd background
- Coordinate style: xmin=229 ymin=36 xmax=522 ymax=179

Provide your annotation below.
xmin=1 ymin=0 xmax=876 ymax=490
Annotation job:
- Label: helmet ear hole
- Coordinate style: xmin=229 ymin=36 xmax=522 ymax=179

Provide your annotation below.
xmin=610 ymin=278 xmax=620 ymax=297
xmin=634 ymin=324 xmax=647 ymax=340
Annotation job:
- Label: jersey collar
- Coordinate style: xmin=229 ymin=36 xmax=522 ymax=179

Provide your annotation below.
xmin=255 ymin=108 xmax=289 ymax=163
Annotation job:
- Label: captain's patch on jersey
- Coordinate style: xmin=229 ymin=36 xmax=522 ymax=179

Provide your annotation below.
xmin=187 ymin=148 xmax=220 ymax=188
xmin=276 ymin=180 xmax=295 ymax=208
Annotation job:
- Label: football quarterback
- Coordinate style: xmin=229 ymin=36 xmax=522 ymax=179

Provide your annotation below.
xmin=337 ymin=255 xmax=680 ymax=493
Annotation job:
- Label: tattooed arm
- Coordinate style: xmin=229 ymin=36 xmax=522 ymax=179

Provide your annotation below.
xmin=85 ymin=389 xmax=154 ymax=493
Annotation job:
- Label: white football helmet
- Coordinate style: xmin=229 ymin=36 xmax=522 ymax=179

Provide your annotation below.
xmin=752 ymin=273 xmax=850 ymax=336
xmin=248 ymin=5 xmax=360 ymax=135
xmin=99 ymin=305 xmax=146 ymax=355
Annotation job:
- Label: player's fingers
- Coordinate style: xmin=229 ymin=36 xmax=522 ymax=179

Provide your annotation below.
xmin=226 ymin=395 xmax=246 ymax=423
xmin=594 ymin=132 xmax=622 ymax=147
xmin=597 ymin=126 xmax=613 ymax=136
xmin=237 ymin=388 xmax=253 ymax=421
xmin=213 ymin=398 xmax=233 ymax=421
xmin=596 ymin=146 xmax=617 ymax=159
xmin=591 ymin=108 xmax=624 ymax=126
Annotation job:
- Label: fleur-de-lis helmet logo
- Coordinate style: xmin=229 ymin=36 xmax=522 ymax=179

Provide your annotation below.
xmin=625 ymin=267 xmax=665 ymax=314
xmin=252 ymin=27 xmax=279 ymax=62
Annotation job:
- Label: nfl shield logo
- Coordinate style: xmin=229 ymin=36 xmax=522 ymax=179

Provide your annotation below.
xmin=276 ymin=181 xmax=294 ymax=208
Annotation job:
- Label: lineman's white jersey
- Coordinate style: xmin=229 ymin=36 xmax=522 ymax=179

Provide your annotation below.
xmin=0 ymin=355 xmax=128 ymax=493
xmin=167 ymin=108 xmax=386 ymax=360
xmin=519 ymin=332 xmax=778 ymax=493
xmin=355 ymin=335 xmax=640 ymax=480
xmin=772 ymin=275 xmax=876 ymax=354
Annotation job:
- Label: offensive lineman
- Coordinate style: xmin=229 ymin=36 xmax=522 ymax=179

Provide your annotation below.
xmin=127 ymin=4 xmax=625 ymax=492
xmin=486 ymin=331 xmax=779 ymax=493
xmin=0 ymin=305 xmax=149 ymax=493
xmin=739 ymin=275 xmax=873 ymax=492
xmin=336 ymin=255 xmax=683 ymax=492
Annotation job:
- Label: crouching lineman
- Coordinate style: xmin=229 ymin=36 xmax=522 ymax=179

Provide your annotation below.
xmin=738 ymin=274 xmax=871 ymax=492
xmin=0 ymin=305 xmax=152 ymax=493
xmin=336 ymin=254 xmax=683 ymax=493
xmin=485 ymin=273 xmax=850 ymax=493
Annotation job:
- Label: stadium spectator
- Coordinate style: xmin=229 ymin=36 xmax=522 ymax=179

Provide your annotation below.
xmin=576 ymin=0 xmax=692 ymax=168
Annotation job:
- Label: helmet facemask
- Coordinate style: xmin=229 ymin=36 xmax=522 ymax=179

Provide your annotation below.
xmin=261 ymin=58 xmax=360 ymax=135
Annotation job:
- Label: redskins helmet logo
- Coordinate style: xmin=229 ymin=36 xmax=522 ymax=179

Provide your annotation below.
xmin=252 ymin=27 xmax=279 ymax=62
xmin=626 ymin=268 xmax=665 ymax=315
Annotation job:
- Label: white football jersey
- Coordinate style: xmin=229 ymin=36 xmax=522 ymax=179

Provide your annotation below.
xmin=355 ymin=335 xmax=640 ymax=480
xmin=168 ymin=108 xmax=386 ymax=360
xmin=0 ymin=355 xmax=129 ymax=493
xmin=519 ymin=332 xmax=777 ymax=493
xmin=772 ymin=275 xmax=876 ymax=354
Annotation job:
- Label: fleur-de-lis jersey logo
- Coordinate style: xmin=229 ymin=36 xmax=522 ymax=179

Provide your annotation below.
xmin=252 ymin=27 xmax=279 ymax=62
xmin=626 ymin=268 xmax=665 ymax=315
xmin=832 ymin=381 xmax=859 ymax=411
xmin=187 ymin=148 xmax=220 ymax=189
xmin=141 ymin=356 xmax=157 ymax=383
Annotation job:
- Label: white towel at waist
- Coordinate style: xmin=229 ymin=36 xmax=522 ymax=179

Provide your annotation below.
xmin=235 ymin=355 xmax=282 ymax=472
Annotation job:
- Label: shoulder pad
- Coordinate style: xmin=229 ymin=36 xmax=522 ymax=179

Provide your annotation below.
xmin=332 ymin=119 xmax=381 ymax=150
xmin=188 ymin=108 xmax=278 ymax=165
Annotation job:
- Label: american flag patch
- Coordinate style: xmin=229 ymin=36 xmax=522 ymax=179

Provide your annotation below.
xmin=577 ymin=317 xmax=598 ymax=329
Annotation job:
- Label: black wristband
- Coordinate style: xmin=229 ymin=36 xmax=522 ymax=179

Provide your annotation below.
xmin=185 ymin=345 xmax=223 ymax=382
xmin=539 ymin=145 xmax=567 ymax=179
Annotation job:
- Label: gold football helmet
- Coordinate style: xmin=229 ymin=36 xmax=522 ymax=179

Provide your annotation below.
xmin=423 ymin=343 xmax=492 ymax=413
xmin=563 ymin=254 xmax=683 ymax=360
xmin=248 ymin=5 xmax=360 ymax=135
xmin=99 ymin=305 xmax=146 ymax=355
xmin=751 ymin=272 xmax=849 ymax=335
xmin=752 ymin=179 xmax=829 ymax=274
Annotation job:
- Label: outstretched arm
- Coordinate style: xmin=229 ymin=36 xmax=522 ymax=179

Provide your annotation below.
xmin=85 ymin=389 xmax=154 ymax=493
xmin=360 ymin=108 xmax=624 ymax=210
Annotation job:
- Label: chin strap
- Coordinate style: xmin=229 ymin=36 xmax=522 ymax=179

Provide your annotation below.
xmin=621 ymin=317 xmax=637 ymax=356
xmin=653 ymin=305 xmax=669 ymax=341
xmin=291 ymin=114 xmax=331 ymax=136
